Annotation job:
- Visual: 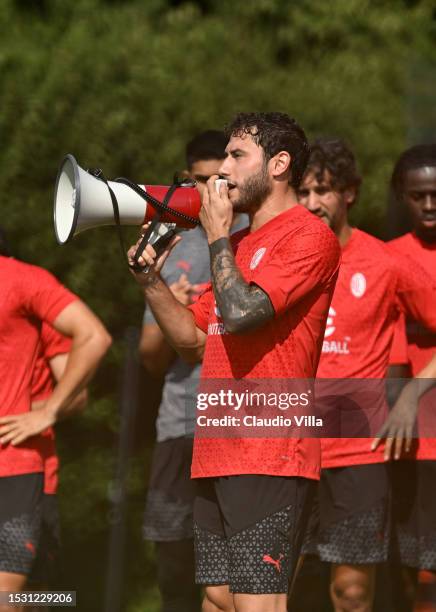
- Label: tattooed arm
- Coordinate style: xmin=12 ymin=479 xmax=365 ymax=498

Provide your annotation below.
xmin=210 ymin=238 xmax=274 ymax=334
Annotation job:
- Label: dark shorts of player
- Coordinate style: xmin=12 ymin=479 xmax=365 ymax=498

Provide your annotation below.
xmin=28 ymin=494 xmax=61 ymax=586
xmin=0 ymin=472 xmax=44 ymax=576
xmin=143 ymin=437 xmax=197 ymax=542
xmin=391 ymin=460 xmax=436 ymax=571
xmin=193 ymin=475 xmax=315 ymax=594
xmin=303 ymin=463 xmax=390 ymax=565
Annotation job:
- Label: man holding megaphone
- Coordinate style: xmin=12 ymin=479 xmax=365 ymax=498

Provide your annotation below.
xmin=140 ymin=130 xmax=248 ymax=612
xmin=128 ymin=112 xmax=341 ymax=612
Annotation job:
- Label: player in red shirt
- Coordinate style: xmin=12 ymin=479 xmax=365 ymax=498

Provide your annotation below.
xmin=297 ymin=140 xmax=436 ymax=612
xmin=128 ymin=112 xmax=341 ymax=612
xmin=385 ymin=145 xmax=436 ymax=610
xmin=0 ymin=235 xmax=111 ymax=602
xmin=29 ymin=323 xmax=88 ymax=591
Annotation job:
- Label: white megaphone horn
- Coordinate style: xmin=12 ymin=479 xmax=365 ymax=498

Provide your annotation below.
xmin=53 ymin=154 xmax=202 ymax=245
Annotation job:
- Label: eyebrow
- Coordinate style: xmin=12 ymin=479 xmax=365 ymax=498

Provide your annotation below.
xmin=226 ymin=148 xmax=245 ymax=156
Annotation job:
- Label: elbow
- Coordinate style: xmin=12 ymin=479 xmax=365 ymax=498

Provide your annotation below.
xmin=95 ymin=328 xmax=112 ymax=357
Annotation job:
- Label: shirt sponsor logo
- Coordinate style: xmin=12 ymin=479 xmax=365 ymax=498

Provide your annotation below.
xmin=208 ymin=322 xmax=227 ymax=335
xmin=322 ymin=307 xmax=350 ymax=354
xmin=250 ymin=247 xmax=266 ymax=270
xmin=324 ymin=307 xmax=336 ymax=338
xmin=322 ymin=338 xmax=350 ymax=354
xmin=350 ymin=272 xmax=366 ymax=298
xmin=209 ymin=302 xmax=226 ymax=335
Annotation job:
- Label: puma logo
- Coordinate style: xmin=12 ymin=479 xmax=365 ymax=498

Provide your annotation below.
xmin=262 ymin=553 xmax=284 ymax=572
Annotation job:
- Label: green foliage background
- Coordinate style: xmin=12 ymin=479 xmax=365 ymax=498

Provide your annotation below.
xmin=0 ymin=0 xmax=435 ymax=609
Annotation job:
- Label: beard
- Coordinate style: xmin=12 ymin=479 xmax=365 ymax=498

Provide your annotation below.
xmin=232 ymin=163 xmax=273 ymax=213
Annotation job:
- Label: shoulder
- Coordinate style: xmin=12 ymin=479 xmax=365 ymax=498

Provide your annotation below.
xmin=0 ymin=257 xmax=58 ymax=289
xmin=287 ymin=208 xmax=340 ymax=256
xmin=343 ymin=231 xmax=402 ymax=283
xmin=386 ymin=232 xmax=412 ymax=254
xmin=352 ymin=229 xmax=394 ymax=259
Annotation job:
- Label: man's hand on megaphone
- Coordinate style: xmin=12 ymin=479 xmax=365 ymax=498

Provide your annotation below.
xmin=200 ymin=175 xmax=233 ymax=244
xmin=127 ymin=224 xmax=181 ymax=286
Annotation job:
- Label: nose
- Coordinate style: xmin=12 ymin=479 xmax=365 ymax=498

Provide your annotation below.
xmin=218 ymin=156 xmax=231 ymax=177
xmin=306 ymin=192 xmax=322 ymax=213
xmin=422 ymin=194 xmax=436 ymax=211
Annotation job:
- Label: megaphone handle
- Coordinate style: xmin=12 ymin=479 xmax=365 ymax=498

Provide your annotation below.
xmin=130 ymin=217 xmax=178 ymax=274
xmin=130 ymin=214 xmax=161 ymax=272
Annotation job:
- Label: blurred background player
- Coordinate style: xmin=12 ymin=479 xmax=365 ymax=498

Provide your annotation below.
xmin=0 ymin=230 xmax=111 ymax=610
xmin=386 ymin=144 xmax=436 ymax=611
xmin=140 ymin=130 xmax=247 ymax=612
xmin=296 ymin=139 xmax=436 ymax=612
xmin=28 ymin=322 xmax=88 ymax=598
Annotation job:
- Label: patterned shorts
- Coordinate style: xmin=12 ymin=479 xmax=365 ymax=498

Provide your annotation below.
xmin=303 ymin=463 xmax=391 ymax=564
xmin=392 ymin=460 xmax=436 ymax=570
xmin=29 ymin=494 xmax=61 ymax=585
xmin=193 ymin=475 xmax=314 ymax=594
xmin=0 ymin=473 xmax=44 ymax=576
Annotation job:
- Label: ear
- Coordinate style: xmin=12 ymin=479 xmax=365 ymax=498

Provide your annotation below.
xmin=343 ymin=187 xmax=357 ymax=207
xmin=270 ymin=151 xmax=292 ymax=179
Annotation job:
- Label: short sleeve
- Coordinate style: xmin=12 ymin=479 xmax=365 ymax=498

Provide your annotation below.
xmin=188 ymin=283 xmax=213 ymax=333
xmin=40 ymin=323 xmax=72 ymax=359
xmin=389 ymin=314 xmax=409 ymax=366
xmin=23 ymin=266 xmax=78 ymax=324
xmin=394 ymin=253 xmax=436 ymax=333
xmin=253 ymin=225 xmax=340 ymax=316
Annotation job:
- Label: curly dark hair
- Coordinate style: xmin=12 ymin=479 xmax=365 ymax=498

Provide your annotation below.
xmin=391 ymin=144 xmax=436 ymax=198
xmin=224 ymin=112 xmax=309 ymax=189
xmin=303 ymin=139 xmax=362 ymax=201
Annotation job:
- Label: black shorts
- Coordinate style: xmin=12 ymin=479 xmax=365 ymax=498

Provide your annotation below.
xmin=143 ymin=437 xmax=197 ymax=542
xmin=0 ymin=473 xmax=44 ymax=576
xmin=392 ymin=460 xmax=436 ymax=570
xmin=29 ymin=494 xmax=61 ymax=586
xmin=193 ymin=475 xmax=315 ymax=594
xmin=304 ymin=463 xmax=390 ymax=565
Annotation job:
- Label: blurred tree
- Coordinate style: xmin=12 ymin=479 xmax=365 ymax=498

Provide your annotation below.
xmin=0 ymin=0 xmax=435 ymax=608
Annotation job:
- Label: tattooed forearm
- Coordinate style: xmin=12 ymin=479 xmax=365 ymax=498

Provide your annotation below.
xmin=209 ymin=238 xmax=274 ymax=333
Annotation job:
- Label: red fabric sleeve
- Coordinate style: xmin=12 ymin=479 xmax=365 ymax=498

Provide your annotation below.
xmin=40 ymin=323 xmax=72 ymax=359
xmin=252 ymin=225 xmax=340 ymax=316
xmin=188 ymin=282 xmax=213 ymax=333
xmin=23 ymin=266 xmax=78 ymax=324
xmin=389 ymin=314 xmax=409 ymax=366
xmin=394 ymin=253 xmax=436 ymax=333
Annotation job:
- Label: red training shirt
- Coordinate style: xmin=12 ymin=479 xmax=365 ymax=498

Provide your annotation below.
xmin=388 ymin=232 xmax=436 ymax=460
xmin=32 ymin=323 xmax=72 ymax=494
xmin=0 ymin=257 xmax=76 ymax=477
xmin=318 ymin=229 xmax=436 ymax=468
xmin=189 ymin=205 xmax=341 ymax=480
